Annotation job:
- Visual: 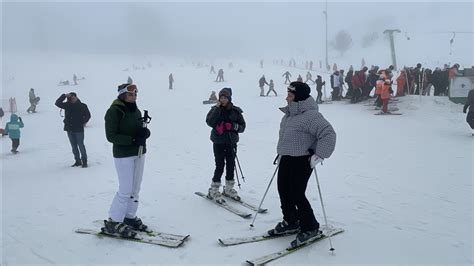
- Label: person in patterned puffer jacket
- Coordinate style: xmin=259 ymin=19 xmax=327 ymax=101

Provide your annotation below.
xmin=268 ymin=81 xmax=336 ymax=246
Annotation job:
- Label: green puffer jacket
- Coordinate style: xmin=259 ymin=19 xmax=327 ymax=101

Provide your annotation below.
xmin=104 ymin=99 xmax=146 ymax=158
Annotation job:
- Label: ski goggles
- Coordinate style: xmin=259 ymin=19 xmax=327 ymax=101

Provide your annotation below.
xmin=118 ymin=84 xmax=138 ymax=96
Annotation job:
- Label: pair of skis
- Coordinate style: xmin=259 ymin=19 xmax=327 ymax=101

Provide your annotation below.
xmin=76 ymin=221 xmax=190 ymax=248
xmin=195 ymin=191 xmax=267 ymax=219
xmin=219 ymin=226 xmax=344 ymax=265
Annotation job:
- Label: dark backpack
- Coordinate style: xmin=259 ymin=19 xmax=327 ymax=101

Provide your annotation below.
xmin=0 ymin=107 xmax=4 ymax=118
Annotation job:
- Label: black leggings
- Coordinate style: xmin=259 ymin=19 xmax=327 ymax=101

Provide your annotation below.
xmin=277 ymin=155 xmax=319 ymax=232
xmin=212 ymin=143 xmax=236 ymax=182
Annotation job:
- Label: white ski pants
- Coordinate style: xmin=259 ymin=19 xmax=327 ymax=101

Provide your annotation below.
xmin=108 ymin=155 xmax=145 ymax=222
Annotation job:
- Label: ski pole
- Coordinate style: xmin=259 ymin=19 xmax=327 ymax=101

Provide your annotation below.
xmin=313 ymin=167 xmax=335 ymax=252
xmin=233 ymin=150 xmax=241 ymax=189
xmin=250 ymin=155 xmax=280 ymax=228
xmin=234 ymin=150 xmax=245 ymax=182
xmin=138 ymin=110 xmax=152 ymax=158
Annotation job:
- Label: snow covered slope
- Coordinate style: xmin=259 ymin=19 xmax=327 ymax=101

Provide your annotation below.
xmin=1 ymin=53 xmax=472 ymax=265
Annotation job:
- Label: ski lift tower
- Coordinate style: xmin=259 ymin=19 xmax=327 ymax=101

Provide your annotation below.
xmin=383 ymin=29 xmax=401 ymax=70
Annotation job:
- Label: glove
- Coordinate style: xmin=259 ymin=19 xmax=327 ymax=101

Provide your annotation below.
xmin=136 ymin=127 xmax=151 ymax=139
xmin=215 ymin=122 xmax=225 ymax=135
xmin=309 ymin=155 xmax=324 ymax=168
xmin=133 ymin=136 xmax=146 ymax=146
xmin=224 ymin=122 xmax=239 ymax=131
xmin=463 ymin=105 xmax=468 ymax=113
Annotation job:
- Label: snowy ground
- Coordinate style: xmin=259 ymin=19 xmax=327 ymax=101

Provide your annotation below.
xmin=1 ymin=53 xmax=473 ymax=265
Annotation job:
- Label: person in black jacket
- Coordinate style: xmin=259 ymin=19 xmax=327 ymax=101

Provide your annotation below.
xmin=55 ymin=92 xmax=91 ymax=167
xmin=463 ymin=89 xmax=474 ymax=135
xmin=315 ymin=75 xmax=325 ymax=103
xmin=206 ymin=88 xmax=246 ymax=202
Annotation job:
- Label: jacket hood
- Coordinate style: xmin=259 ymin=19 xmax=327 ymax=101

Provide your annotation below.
xmin=10 ymin=113 xmax=19 ymax=122
xmin=280 ymin=96 xmax=319 ymax=116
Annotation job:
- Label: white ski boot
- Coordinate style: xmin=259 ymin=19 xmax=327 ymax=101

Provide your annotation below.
xmin=208 ymin=181 xmax=225 ymax=203
xmin=223 ymin=180 xmax=241 ymax=201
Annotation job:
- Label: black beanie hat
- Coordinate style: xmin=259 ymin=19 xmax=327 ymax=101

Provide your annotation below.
xmin=288 ymin=81 xmax=311 ymax=102
xmin=219 ymin=87 xmax=232 ymax=102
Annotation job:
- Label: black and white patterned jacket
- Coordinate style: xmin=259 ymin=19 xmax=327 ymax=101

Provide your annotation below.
xmin=277 ymin=96 xmax=336 ymax=158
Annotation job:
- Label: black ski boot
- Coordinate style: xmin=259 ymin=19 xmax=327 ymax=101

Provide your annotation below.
xmin=290 ymin=228 xmax=322 ymax=248
xmin=71 ymin=160 xmax=82 ymax=167
xmin=102 ymin=219 xmax=137 ymax=238
xmin=81 ymin=160 xmax=88 ymax=168
xmin=268 ymin=220 xmax=300 ymax=236
xmin=123 ymin=217 xmax=149 ymax=232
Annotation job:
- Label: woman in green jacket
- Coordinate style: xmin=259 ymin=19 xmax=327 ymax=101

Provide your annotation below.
xmin=103 ymin=83 xmax=151 ymax=238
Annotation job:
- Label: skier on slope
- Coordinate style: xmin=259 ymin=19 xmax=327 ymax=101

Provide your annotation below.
xmin=103 ymin=83 xmax=151 ymax=238
xmin=268 ymin=81 xmax=336 ymax=246
xmin=315 ymin=75 xmax=325 ymax=103
xmin=259 ymin=75 xmax=269 ymax=96
xmin=206 ymin=88 xmax=246 ymax=203
xmin=282 ymin=71 xmax=292 ymax=84
xmin=463 ymin=89 xmax=474 ymax=135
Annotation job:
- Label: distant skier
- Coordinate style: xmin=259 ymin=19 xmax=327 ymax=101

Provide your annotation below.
xmin=210 ymin=65 xmax=216 ymax=74
xmin=216 ymin=69 xmax=224 ymax=82
xmin=4 ymin=113 xmax=24 ymax=153
xmin=27 ymin=88 xmax=39 ymax=113
xmin=103 ymin=83 xmax=151 ymax=238
xmin=206 ymin=88 xmax=246 ymax=203
xmin=127 ymin=76 xmax=133 ymax=84
xmin=266 ymin=79 xmax=277 ymax=96
xmin=315 ymin=75 xmax=325 ymax=103
xmin=338 ymin=69 xmax=345 ymax=98
xmin=330 ymin=71 xmax=341 ymax=101
xmin=55 ymin=92 xmax=91 ymax=167
xmin=305 ymin=72 xmax=314 ymax=84
xmin=296 ymin=74 xmax=303 ymax=82
xmin=268 ymin=81 xmax=336 ymax=247
xmin=209 ymin=91 xmax=218 ymax=101
xmin=169 ymin=73 xmax=174 ymax=89
xmin=413 ymin=63 xmax=422 ymax=94
xmin=345 ymin=66 xmax=354 ymax=98
xmin=282 ymin=71 xmax=292 ymax=84
xmin=73 ymin=74 xmax=78 ymax=85
xmin=463 ymin=89 xmax=474 ymax=135
xmin=259 ymin=75 xmax=269 ymax=96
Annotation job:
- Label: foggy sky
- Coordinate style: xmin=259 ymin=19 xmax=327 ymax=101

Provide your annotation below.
xmin=2 ymin=1 xmax=473 ymax=63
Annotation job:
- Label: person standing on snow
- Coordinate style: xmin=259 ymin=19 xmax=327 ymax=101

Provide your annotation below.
xmin=268 ymin=81 xmax=336 ymax=247
xmin=206 ymin=88 xmax=246 ymax=203
xmin=282 ymin=71 xmax=292 ymax=84
xmin=27 ymin=88 xmax=38 ymax=113
xmin=259 ymin=75 xmax=269 ymax=96
xmin=266 ymin=79 xmax=277 ymax=96
xmin=315 ymin=75 xmax=325 ymax=103
xmin=463 ymin=89 xmax=474 ymax=135
xmin=169 ymin=73 xmax=174 ymax=89
xmin=216 ymin=69 xmax=225 ymax=82
xmin=55 ymin=92 xmax=91 ymax=167
xmin=305 ymin=72 xmax=314 ymax=84
xmin=4 ymin=113 xmax=24 ymax=153
xmin=103 ymin=83 xmax=151 ymax=238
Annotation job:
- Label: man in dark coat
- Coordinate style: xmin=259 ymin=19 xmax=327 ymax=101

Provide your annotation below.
xmin=55 ymin=92 xmax=91 ymax=167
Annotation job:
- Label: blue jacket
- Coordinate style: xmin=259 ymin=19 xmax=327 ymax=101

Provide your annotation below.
xmin=5 ymin=114 xmax=24 ymax=139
